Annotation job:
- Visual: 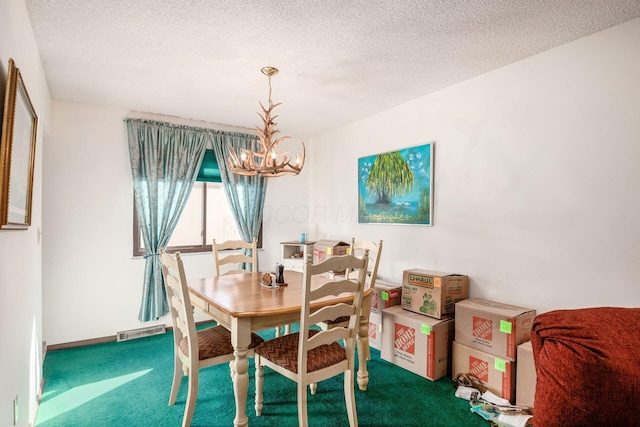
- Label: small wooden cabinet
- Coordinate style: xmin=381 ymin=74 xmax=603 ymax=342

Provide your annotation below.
xmin=280 ymin=240 xmax=315 ymax=272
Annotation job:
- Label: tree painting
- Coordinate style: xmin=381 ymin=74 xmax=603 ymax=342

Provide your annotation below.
xmin=358 ymin=143 xmax=433 ymax=225
xmin=366 ymin=151 xmax=414 ymax=204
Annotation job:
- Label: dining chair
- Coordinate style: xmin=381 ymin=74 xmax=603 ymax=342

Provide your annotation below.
xmin=213 ymin=237 xmax=285 ymax=339
xmin=315 ymin=239 xmax=383 ymax=364
xmin=212 ymin=238 xmax=257 ymax=277
xmin=254 ymin=252 xmax=370 ymax=427
xmin=160 ymin=249 xmax=264 ymax=427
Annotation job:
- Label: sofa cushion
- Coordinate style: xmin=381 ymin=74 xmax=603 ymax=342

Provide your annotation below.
xmin=530 ymin=307 xmax=640 ymax=427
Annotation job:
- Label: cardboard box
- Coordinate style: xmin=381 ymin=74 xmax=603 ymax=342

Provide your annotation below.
xmin=516 ymin=341 xmax=536 ymax=408
xmin=452 ymin=341 xmax=516 ymax=403
xmin=313 ymin=240 xmax=350 ymax=272
xmin=368 ymin=312 xmax=382 ymax=351
xmin=455 ymin=298 xmax=536 ymax=362
xmin=401 ymin=269 xmax=469 ymax=319
xmin=381 ymin=305 xmax=455 ymax=381
xmin=370 ymin=280 xmax=403 ymax=315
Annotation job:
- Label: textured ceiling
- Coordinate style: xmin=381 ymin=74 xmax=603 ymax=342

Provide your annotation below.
xmin=25 ymin=0 xmax=640 ymax=138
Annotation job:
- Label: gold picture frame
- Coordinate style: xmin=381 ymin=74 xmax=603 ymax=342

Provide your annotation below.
xmin=0 ymin=58 xmax=38 ymax=229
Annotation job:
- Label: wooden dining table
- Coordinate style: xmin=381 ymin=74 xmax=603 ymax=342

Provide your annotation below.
xmin=188 ymin=270 xmax=373 ymax=427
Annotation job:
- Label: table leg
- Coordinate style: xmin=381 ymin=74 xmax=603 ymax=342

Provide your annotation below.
xmin=356 ymin=294 xmax=371 ymax=391
xmin=232 ymin=317 xmax=251 ymax=427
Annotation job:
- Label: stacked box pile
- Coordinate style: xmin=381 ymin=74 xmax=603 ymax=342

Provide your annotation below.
xmin=379 ymin=269 xmax=469 ymax=381
xmin=452 ymin=298 xmax=536 ymax=404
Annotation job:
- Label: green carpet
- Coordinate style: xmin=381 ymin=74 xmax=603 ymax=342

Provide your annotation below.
xmin=35 ymin=326 xmax=489 ymax=427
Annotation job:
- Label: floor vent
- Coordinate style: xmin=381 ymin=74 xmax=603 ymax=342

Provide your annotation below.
xmin=116 ymin=324 xmax=166 ymax=342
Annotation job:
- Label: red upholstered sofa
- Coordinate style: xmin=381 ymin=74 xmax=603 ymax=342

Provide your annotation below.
xmin=530 ymin=307 xmax=640 ymax=427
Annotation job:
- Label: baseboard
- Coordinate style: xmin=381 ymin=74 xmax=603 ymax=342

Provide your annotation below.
xmin=47 ymin=335 xmax=117 ymax=351
xmin=45 ymin=320 xmax=215 ymax=351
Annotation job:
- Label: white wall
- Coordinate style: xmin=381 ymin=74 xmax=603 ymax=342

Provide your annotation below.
xmin=0 ymin=0 xmax=51 ymax=426
xmin=261 ymin=139 xmax=311 ymax=269
xmin=40 ymin=17 xmax=640 ymax=350
xmin=309 ymin=18 xmax=640 ymax=313
xmin=41 ymin=103 xmax=308 ymax=345
xmin=42 ymin=102 xmax=151 ymax=344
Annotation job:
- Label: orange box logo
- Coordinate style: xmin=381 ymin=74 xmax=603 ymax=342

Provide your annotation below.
xmin=394 ymin=323 xmax=415 ymax=354
xmin=313 ymin=249 xmax=327 ymax=263
xmin=371 ymin=293 xmax=379 ymax=310
xmin=407 ymin=274 xmax=434 ymax=289
xmin=469 ymin=356 xmax=489 ymax=383
xmin=473 ymin=316 xmax=493 ymax=341
xmin=368 ymin=322 xmax=377 ymax=340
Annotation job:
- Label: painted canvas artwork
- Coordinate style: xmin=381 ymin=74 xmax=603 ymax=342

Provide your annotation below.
xmin=358 ymin=142 xmax=433 ymax=225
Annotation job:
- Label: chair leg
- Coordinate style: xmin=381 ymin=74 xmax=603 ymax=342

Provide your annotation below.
xmin=355 ymin=335 xmax=371 ymax=361
xmin=169 ymin=353 xmax=182 ymax=406
xmin=309 ymin=382 xmax=317 ymax=395
xmin=183 ymin=364 xmax=198 ymax=427
xmin=229 ymin=360 xmax=235 ymax=380
xmin=364 ymin=336 xmax=371 ymax=361
xmin=297 ymin=381 xmax=309 ymax=427
xmin=255 ymin=357 xmax=263 ymax=416
xmin=344 ymin=369 xmax=357 ymax=427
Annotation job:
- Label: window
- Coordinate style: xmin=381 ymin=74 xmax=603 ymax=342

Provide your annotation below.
xmin=133 ymin=182 xmax=262 ymax=256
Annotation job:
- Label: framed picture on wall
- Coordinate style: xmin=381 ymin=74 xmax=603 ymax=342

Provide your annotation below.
xmin=0 ymin=58 xmax=38 ymax=230
xmin=358 ymin=142 xmax=434 ymax=225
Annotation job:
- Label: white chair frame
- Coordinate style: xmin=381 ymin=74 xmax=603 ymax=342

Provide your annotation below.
xmin=254 ymin=252 xmax=369 ymax=427
xmin=161 ymin=249 xmax=261 ymax=427
xmin=212 ymin=238 xmax=257 ymax=277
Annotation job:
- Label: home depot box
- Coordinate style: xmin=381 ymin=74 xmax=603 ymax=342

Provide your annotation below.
xmin=370 ymin=280 xmax=403 ymax=315
xmin=455 ymin=298 xmax=536 ymax=362
xmin=402 ymin=269 xmax=469 ymax=319
xmin=516 ymin=341 xmax=536 ymax=408
xmin=452 ymin=341 xmax=516 ymax=403
xmin=381 ymin=305 xmax=454 ymax=381
xmin=368 ymin=312 xmax=382 ymax=351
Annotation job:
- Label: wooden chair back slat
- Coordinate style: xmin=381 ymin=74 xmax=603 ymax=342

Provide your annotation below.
xmin=306 ymin=326 xmax=350 ymax=350
xmin=309 ymin=303 xmax=355 ymax=326
xmin=309 ymin=279 xmax=359 ymax=300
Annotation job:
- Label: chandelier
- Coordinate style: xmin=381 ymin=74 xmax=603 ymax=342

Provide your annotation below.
xmin=228 ymin=67 xmax=305 ymax=177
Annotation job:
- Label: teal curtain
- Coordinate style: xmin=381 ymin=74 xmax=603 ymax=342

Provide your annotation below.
xmin=210 ymin=131 xmax=266 ymax=268
xmin=126 ymin=119 xmax=207 ymax=321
